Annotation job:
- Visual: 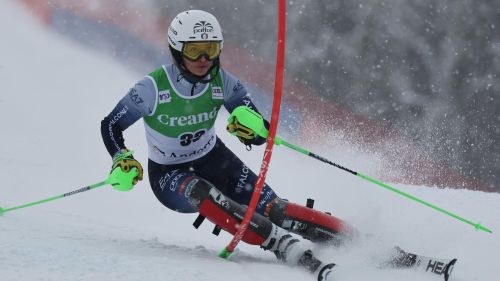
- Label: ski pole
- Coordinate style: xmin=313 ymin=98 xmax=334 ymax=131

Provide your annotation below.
xmin=0 ymin=180 xmax=108 ymax=215
xmin=0 ymin=166 xmax=138 ymax=216
xmin=278 ymin=142 xmax=493 ymax=234
xmin=228 ymin=106 xmax=493 ymax=234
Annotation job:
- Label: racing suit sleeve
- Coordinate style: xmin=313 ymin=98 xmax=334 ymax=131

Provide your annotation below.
xmin=100 ymin=77 xmax=156 ymax=157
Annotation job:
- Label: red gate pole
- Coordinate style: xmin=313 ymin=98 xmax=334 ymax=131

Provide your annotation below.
xmin=219 ymin=0 xmax=287 ymax=258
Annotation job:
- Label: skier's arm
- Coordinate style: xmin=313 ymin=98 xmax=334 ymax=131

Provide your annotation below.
xmin=101 ymin=78 xmax=156 ymax=157
xmin=222 ymin=70 xmax=261 ymax=114
xmin=221 ymin=69 xmax=268 ymax=146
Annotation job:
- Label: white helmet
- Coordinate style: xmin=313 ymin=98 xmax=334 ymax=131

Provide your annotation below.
xmin=168 ymin=10 xmax=224 ymax=52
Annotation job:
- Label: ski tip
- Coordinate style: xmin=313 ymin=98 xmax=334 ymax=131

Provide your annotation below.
xmin=444 ymin=258 xmax=457 ymax=281
xmin=0 ymin=207 xmax=4 ymax=216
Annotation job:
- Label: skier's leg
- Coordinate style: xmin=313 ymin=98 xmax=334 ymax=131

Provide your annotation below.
xmin=192 ymin=138 xmax=279 ymax=216
xmin=185 ymin=175 xmax=337 ymax=279
xmin=149 ymin=161 xmax=335 ymax=278
xmin=149 ymin=159 xmax=269 ymax=244
xmin=191 ymin=177 xmax=272 ymax=245
xmin=192 ymin=139 xmax=356 ymax=244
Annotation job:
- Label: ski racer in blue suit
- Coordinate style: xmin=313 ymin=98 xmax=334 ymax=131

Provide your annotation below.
xmin=101 ymin=9 xmax=356 ymax=281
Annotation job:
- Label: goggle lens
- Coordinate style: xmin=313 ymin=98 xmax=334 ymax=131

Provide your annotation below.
xmin=182 ymin=41 xmax=221 ymax=61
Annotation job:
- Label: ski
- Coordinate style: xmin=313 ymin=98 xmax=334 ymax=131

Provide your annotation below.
xmin=385 ymin=247 xmax=457 ymax=281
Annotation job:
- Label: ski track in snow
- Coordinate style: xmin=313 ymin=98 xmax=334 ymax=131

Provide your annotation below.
xmin=1 ymin=1 xmax=499 ymax=280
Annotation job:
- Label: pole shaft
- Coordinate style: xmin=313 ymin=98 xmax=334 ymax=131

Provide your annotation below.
xmin=2 ymin=180 xmax=108 ymax=214
xmin=357 ymin=173 xmax=492 ymax=233
xmin=277 ymin=139 xmax=492 ymax=233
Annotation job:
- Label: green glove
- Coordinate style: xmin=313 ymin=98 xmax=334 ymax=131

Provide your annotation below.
xmin=226 ymin=116 xmax=258 ymax=145
xmin=109 ymin=149 xmax=143 ymax=191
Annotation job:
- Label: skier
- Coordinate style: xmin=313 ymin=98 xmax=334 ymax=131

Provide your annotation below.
xmin=100 ymin=9 xmax=349 ymax=280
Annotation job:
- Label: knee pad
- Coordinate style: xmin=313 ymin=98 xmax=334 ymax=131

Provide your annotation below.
xmin=267 ymin=198 xmax=355 ymax=244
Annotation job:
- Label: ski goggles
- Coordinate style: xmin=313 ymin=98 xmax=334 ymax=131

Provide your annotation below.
xmin=181 ymin=41 xmax=221 ymax=61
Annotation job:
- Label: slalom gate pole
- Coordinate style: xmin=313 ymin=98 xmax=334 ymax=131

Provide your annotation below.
xmin=219 ymin=0 xmax=287 ymax=259
xmin=0 ymin=180 xmax=108 ymax=216
xmin=228 ymin=108 xmax=493 ymax=234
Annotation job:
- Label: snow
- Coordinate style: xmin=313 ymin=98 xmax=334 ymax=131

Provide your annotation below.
xmin=0 ymin=1 xmax=498 ymax=280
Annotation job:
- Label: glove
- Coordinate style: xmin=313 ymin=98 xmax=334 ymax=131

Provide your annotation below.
xmin=226 ymin=117 xmax=267 ymax=147
xmin=109 ymin=149 xmax=143 ymax=191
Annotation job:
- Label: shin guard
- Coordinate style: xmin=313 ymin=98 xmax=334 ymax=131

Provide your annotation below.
xmin=267 ymin=198 xmax=355 ymax=244
xmin=187 ymin=177 xmax=272 ymax=245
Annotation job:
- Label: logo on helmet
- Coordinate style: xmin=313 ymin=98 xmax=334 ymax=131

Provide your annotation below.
xmin=169 ymin=26 xmax=178 ymax=35
xmin=193 ymin=21 xmax=214 ymax=34
xmin=168 ymin=35 xmax=176 ymax=46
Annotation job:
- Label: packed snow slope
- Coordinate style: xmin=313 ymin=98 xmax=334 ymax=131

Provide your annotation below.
xmin=1 ymin=1 xmax=498 ymax=280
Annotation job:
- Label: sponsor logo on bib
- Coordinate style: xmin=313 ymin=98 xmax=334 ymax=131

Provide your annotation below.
xmin=157 ymin=107 xmax=218 ymax=127
xmin=159 ymin=90 xmax=171 ymax=104
xmin=211 ymin=87 xmax=223 ymax=99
